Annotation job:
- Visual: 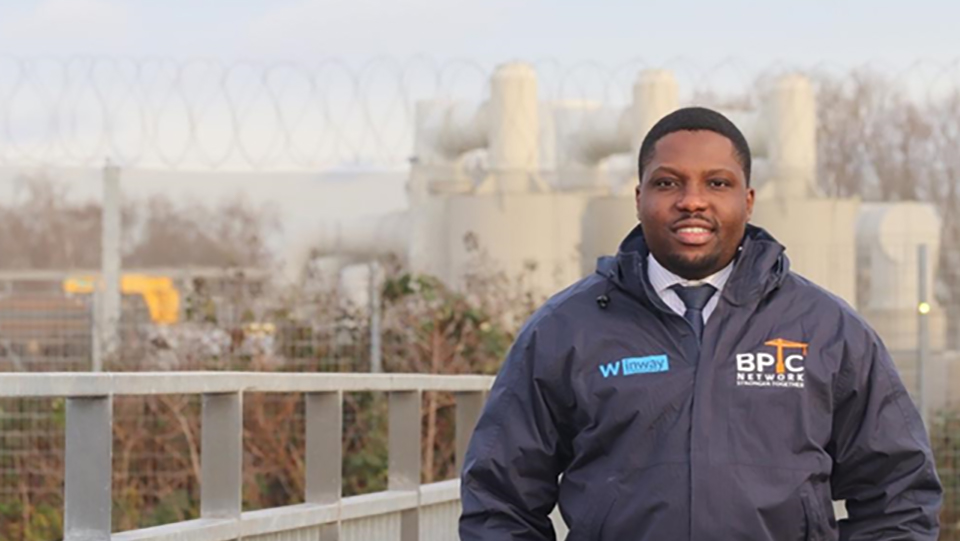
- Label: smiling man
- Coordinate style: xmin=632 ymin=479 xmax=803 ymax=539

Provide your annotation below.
xmin=460 ymin=107 xmax=942 ymax=540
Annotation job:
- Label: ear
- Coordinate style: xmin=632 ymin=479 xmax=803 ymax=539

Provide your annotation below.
xmin=635 ymin=184 xmax=643 ymax=221
xmin=745 ymin=187 xmax=755 ymax=221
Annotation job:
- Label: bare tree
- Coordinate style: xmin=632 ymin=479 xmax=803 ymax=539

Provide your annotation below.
xmin=0 ymin=175 xmax=280 ymax=271
xmin=124 ymin=195 xmax=280 ymax=268
xmin=0 ymin=174 xmax=103 ymax=269
xmin=928 ymin=91 xmax=960 ymax=346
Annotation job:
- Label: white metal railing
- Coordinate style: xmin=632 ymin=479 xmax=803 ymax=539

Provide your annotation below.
xmin=0 ymin=372 xmax=494 ymax=541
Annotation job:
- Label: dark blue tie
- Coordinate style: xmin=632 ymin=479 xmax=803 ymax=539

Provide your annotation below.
xmin=671 ymin=284 xmax=717 ymax=342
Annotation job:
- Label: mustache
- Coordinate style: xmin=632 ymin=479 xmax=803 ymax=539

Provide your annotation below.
xmin=672 ymin=214 xmax=718 ymax=228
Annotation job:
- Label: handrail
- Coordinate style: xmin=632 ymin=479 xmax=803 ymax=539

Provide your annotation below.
xmin=0 ymin=371 xmax=496 ymax=397
xmin=0 ymin=372 xmax=493 ymax=541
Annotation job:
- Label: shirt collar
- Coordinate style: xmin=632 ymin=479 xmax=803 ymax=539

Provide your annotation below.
xmin=646 ymin=253 xmax=735 ymax=296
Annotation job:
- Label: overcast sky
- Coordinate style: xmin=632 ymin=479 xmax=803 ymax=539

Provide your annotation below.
xmin=1 ymin=0 xmax=958 ymax=69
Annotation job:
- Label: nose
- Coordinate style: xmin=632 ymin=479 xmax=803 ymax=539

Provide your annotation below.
xmin=675 ymin=184 xmax=708 ymax=212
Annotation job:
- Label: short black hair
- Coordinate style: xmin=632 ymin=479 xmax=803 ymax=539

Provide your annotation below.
xmin=637 ymin=106 xmax=752 ymax=185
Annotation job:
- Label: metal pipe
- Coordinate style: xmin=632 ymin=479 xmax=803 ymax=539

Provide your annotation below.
xmin=918 ymin=244 xmax=930 ymax=427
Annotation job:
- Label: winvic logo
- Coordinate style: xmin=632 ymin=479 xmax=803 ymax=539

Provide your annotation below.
xmin=599 ymin=355 xmax=669 ymax=378
xmin=735 ymin=339 xmax=808 ymax=388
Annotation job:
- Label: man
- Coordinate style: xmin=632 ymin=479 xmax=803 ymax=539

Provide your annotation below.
xmin=459 ymin=107 xmax=942 ymax=540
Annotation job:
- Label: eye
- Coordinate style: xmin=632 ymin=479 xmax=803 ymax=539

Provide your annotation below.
xmin=652 ymin=178 xmax=678 ymax=188
xmin=708 ymin=178 xmax=732 ymax=188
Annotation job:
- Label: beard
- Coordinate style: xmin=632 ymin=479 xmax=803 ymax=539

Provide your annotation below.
xmin=660 ymin=248 xmax=725 ymax=280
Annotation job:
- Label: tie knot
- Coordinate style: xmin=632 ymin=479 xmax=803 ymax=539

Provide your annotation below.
xmin=672 ymin=284 xmax=717 ymax=311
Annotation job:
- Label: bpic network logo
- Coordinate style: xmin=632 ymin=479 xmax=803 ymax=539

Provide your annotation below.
xmin=735 ymin=339 xmax=809 ymax=389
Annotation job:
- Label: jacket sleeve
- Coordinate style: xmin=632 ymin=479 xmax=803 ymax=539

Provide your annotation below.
xmin=459 ymin=317 xmax=572 ymax=541
xmin=830 ymin=328 xmax=942 ymax=540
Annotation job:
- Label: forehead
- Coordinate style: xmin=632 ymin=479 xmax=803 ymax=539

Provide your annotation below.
xmin=648 ymin=130 xmax=742 ymax=174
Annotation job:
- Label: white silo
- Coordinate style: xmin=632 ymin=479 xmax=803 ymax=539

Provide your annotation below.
xmin=630 ymin=69 xmax=680 ymax=150
xmin=479 ymin=63 xmax=541 ymax=194
xmin=438 ymin=62 xmax=587 ymax=294
xmin=750 ymin=73 xmax=860 ymax=306
xmin=765 ymin=73 xmax=818 ymax=199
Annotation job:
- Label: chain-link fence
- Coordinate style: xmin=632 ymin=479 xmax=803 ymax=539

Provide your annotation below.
xmin=0 ymin=268 xmax=383 ymax=540
xmin=0 ymin=257 xmax=515 ymax=540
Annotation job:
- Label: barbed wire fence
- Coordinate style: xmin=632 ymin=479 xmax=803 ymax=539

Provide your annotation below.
xmin=2 ymin=56 xmax=960 ymax=539
xmin=2 ymin=56 xmax=960 ymax=170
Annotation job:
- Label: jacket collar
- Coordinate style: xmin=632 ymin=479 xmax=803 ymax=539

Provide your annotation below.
xmin=596 ymin=223 xmax=789 ymax=308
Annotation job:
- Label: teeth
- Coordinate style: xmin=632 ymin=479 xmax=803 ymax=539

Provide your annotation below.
xmin=679 ymin=227 xmax=710 ymax=234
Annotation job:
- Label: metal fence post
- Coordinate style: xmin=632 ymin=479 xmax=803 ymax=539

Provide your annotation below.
xmin=201 ymin=393 xmax=243 ymax=519
xmin=389 ymin=390 xmax=421 ymax=541
xmin=369 ymin=262 xmax=383 ymax=373
xmin=64 ymin=396 xmax=112 ymax=541
xmin=455 ymin=391 xmax=487 ymax=474
xmin=918 ymin=244 xmax=930 ymax=427
xmin=94 ymin=161 xmax=122 ymax=371
xmin=307 ymin=391 xmax=342 ymax=541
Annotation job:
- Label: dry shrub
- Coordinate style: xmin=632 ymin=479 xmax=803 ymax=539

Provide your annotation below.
xmin=1 ymin=235 xmax=539 ymax=540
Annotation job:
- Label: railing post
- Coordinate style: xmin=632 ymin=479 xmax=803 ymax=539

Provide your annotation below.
xmin=389 ymin=391 xmax=421 ymax=541
xmin=455 ymin=391 xmax=487 ymax=474
xmin=307 ymin=391 xmax=342 ymax=541
xmin=201 ymin=392 xmax=242 ymax=519
xmin=65 ymin=396 xmax=113 ymax=541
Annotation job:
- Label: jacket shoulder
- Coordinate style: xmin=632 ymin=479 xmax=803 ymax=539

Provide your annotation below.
xmin=524 ymin=273 xmax=610 ymax=330
xmin=780 ymin=271 xmax=880 ymax=345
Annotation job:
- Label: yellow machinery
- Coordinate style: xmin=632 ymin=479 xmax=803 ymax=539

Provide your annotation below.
xmin=63 ymin=274 xmax=180 ymax=325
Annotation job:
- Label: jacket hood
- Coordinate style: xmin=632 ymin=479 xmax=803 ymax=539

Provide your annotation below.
xmin=596 ymin=223 xmax=789 ymax=308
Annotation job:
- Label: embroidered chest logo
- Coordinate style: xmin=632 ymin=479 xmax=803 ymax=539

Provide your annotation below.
xmin=735 ymin=338 xmax=808 ymax=388
xmin=599 ymin=355 xmax=669 ymax=378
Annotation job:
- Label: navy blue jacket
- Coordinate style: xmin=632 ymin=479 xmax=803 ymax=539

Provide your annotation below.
xmin=460 ymin=225 xmax=941 ymax=540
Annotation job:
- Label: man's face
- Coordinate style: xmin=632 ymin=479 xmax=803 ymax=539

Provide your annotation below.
xmin=636 ymin=130 xmax=755 ymax=280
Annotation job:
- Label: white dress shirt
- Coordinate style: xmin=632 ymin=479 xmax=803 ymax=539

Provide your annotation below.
xmin=646 ymin=254 xmax=734 ymax=323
